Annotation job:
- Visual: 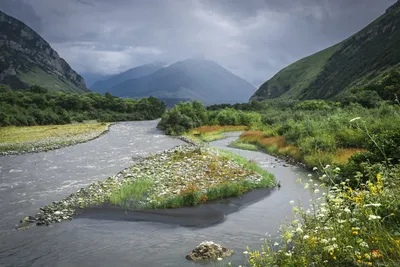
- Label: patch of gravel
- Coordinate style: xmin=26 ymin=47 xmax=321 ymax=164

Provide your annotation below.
xmin=17 ymin=144 xmax=267 ymax=229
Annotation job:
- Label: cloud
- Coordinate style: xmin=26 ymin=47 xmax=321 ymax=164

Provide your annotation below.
xmin=0 ymin=0 xmax=397 ymax=86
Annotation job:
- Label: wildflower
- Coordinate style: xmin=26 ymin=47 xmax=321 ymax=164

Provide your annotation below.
xmin=334 ymin=167 xmax=341 ymax=171
xmin=360 ymin=242 xmax=369 ymax=248
xmin=308 ymin=174 xmax=312 ymax=177
xmin=325 ymin=165 xmax=331 ymax=169
xmin=296 ymin=227 xmax=303 ymax=233
xmin=273 ymin=242 xmax=279 ymax=246
xmin=289 ymin=200 xmax=295 ymax=205
xmin=296 ymin=178 xmax=302 ymax=183
xmin=313 ymin=167 xmax=318 ymax=171
xmin=285 ymin=252 xmax=292 ymax=257
xmin=303 ymin=235 xmax=310 ymax=240
xmin=364 ymin=203 xmax=381 ymax=207
xmin=371 ymin=249 xmax=383 ymax=258
xmin=293 ymin=207 xmax=299 ymax=214
xmin=243 ymin=251 xmax=249 ymax=254
xmin=217 ymin=257 xmax=223 ymax=261
xmin=314 ymin=189 xmax=320 ymax=194
xmin=320 ymin=239 xmax=329 ymax=244
xmin=344 ymin=208 xmax=351 ymax=213
xmin=304 ymin=183 xmax=309 ymax=189
xmin=331 ymin=237 xmax=337 ymax=242
xmin=321 ymin=174 xmax=327 ymax=179
xmin=292 ymin=219 xmax=299 ymax=225
xmin=350 ymin=117 xmax=361 ymax=122
xmin=368 ymin=214 xmax=381 ymax=220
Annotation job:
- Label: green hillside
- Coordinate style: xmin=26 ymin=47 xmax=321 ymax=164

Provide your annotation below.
xmin=251 ymin=1 xmax=400 ymax=101
xmin=0 ymin=10 xmax=89 ymax=93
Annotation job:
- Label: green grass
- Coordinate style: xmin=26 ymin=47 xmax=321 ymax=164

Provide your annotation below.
xmin=109 ymin=178 xmax=154 ymax=209
xmin=216 ymin=149 xmax=275 ymax=185
xmin=18 ymin=67 xmax=86 ymax=93
xmin=229 ymin=139 xmax=259 ymax=151
xmin=252 ymin=43 xmax=340 ymax=100
xmin=0 ymin=122 xmax=110 ymax=152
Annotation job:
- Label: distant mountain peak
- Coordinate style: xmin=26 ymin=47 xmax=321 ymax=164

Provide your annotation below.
xmin=106 ymin=58 xmax=256 ymax=105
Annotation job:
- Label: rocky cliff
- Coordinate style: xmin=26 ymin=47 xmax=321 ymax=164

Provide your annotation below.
xmin=0 ymin=10 xmax=89 ymax=93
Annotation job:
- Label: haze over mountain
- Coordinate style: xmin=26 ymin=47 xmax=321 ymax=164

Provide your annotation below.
xmin=0 ymin=0 xmax=395 ymax=89
xmin=0 ymin=10 xmax=88 ymax=93
xmin=91 ymin=62 xmax=165 ymax=94
xmin=108 ymin=59 xmax=256 ymax=105
xmin=251 ymin=1 xmax=400 ymax=101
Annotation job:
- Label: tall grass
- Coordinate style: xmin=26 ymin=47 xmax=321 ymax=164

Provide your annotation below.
xmin=109 ymin=178 xmax=154 ymax=209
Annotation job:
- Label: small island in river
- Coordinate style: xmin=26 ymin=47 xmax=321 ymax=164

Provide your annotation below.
xmin=17 ymin=141 xmax=276 ymax=229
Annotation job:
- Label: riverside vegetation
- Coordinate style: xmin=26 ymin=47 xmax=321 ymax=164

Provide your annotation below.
xmin=0 ymin=85 xmax=166 ymax=126
xmin=157 ymin=97 xmax=400 ymax=266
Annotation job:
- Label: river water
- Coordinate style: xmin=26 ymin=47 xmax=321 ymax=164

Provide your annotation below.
xmin=0 ymin=121 xmax=315 ymax=267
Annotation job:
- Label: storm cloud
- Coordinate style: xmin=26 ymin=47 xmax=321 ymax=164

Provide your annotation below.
xmin=0 ymin=0 xmax=396 ymax=86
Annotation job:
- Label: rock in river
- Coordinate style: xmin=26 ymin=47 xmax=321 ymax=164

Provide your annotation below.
xmin=186 ymin=241 xmax=233 ymax=261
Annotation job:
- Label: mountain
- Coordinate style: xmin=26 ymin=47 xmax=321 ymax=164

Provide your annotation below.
xmin=81 ymin=72 xmax=111 ymax=88
xmin=0 ymin=10 xmax=89 ymax=93
xmin=251 ymin=1 xmax=400 ymax=101
xmin=109 ymin=59 xmax=256 ymax=105
xmin=91 ymin=62 xmax=164 ymax=94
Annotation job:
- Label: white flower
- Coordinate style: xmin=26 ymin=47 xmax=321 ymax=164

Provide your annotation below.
xmin=304 ymin=183 xmax=309 ymax=189
xmin=368 ymin=214 xmax=381 ymax=220
xmin=314 ymin=189 xmax=320 ymax=194
xmin=350 ymin=117 xmax=361 ymax=122
xmin=331 ymin=237 xmax=337 ymax=242
xmin=313 ymin=167 xmax=318 ymax=171
xmin=325 ymin=165 xmax=331 ymax=169
xmin=243 ymin=251 xmax=249 ymax=254
xmin=344 ymin=208 xmax=351 ymax=213
xmin=296 ymin=227 xmax=303 ymax=233
xmin=334 ymin=167 xmax=341 ymax=171
xmin=217 ymin=257 xmax=223 ymax=261
xmin=285 ymin=252 xmax=292 ymax=257
xmin=274 ymin=242 xmax=279 ymax=246
xmin=303 ymin=235 xmax=310 ymax=240
xmin=320 ymin=239 xmax=329 ymax=244
xmin=293 ymin=207 xmax=299 ymax=214
xmin=289 ymin=200 xmax=295 ymax=205
xmin=364 ymin=203 xmax=381 ymax=207
xmin=308 ymin=174 xmax=312 ymax=177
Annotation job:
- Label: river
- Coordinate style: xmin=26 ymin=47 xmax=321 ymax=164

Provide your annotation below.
xmin=0 ymin=121 xmax=315 ymax=267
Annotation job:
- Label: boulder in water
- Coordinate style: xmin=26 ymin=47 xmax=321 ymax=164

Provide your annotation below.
xmin=186 ymin=241 xmax=233 ymax=261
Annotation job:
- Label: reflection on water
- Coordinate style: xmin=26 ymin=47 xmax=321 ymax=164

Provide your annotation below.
xmin=0 ymin=122 xmax=315 ymax=267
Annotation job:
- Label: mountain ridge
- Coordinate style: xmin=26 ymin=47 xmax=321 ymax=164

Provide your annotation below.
xmin=108 ymin=59 xmax=256 ymax=105
xmin=0 ymin=10 xmax=89 ymax=93
xmin=251 ymin=0 xmax=400 ymax=101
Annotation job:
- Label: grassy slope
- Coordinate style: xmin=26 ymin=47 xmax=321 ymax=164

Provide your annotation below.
xmin=17 ymin=67 xmax=86 ymax=94
xmin=251 ymin=1 xmax=400 ymax=101
xmin=251 ymin=44 xmax=340 ymax=100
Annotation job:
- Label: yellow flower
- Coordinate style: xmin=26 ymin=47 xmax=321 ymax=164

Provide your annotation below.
xmin=352 ymin=231 xmax=359 ymax=235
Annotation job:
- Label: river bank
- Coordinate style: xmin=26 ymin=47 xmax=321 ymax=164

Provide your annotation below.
xmin=0 ymin=122 xmax=112 ymax=156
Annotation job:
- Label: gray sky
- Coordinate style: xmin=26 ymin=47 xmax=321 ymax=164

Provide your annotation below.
xmin=0 ymin=0 xmax=397 ymax=86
